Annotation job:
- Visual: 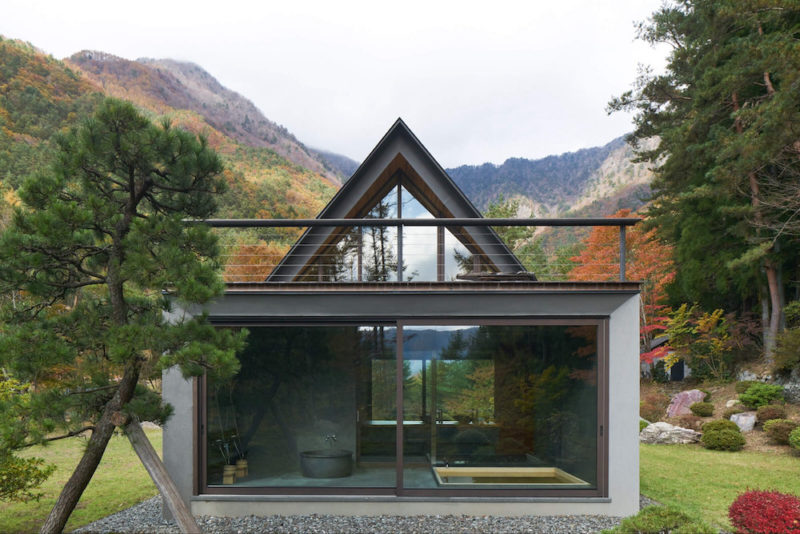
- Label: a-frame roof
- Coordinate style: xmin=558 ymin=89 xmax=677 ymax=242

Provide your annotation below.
xmin=268 ymin=118 xmax=526 ymax=282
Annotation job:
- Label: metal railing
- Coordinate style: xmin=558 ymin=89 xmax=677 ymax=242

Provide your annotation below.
xmin=192 ymin=218 xmax=641 ymax=284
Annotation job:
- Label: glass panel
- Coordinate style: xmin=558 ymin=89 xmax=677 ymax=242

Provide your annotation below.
xmin=402 ymin=324 xmax=598 ymax=489
xmin=206 ymin=326 xmax=397 ymax=488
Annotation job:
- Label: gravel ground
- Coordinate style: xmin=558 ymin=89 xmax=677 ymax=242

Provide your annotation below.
xmin=72 ymin=496 xmax=650 ymax=534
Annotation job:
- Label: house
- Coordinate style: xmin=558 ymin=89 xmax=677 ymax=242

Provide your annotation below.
xmin=163 ymin=119 xmax=641 ymax=517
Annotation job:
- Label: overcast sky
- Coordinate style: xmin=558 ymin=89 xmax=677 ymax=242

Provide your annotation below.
xmin=3 ymin=0 xmax=667 ymax=167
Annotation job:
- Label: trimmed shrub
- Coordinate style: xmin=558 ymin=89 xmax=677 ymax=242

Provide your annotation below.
xmin=757 ymin=404 xmax=787 ymax=424
xmin=701 ymin=429 xmax=745 ymax=451
xmin=690 ymin=401 xmax=714 ymax=417
xmin=790 ymin=427 xmax=800 ymax=451
xmin=701 ymin=389 xmax=712 ymax=402
xmin=763 ymin=419 xmax=799 ymax=445
xmin=604 ymin=505 xmax=715 ymax=533
xmin=736 ymin=380 xmax=760 ymax=394
xmin=702 ymin=419 xmax=740 ymax=434
xmin=674 ymin=414 xmax=703 ymax=430
xmin=640 ymin=392 xmax=670 ymax=422
xmin=740 ymin=383 xmax=785 ymax=409
xmin=639 ymin=420 xmax=649 ymax=432
xmin=729 ymin=489 xmax=800 ymax=534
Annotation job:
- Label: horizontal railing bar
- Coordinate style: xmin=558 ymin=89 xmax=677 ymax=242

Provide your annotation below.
xmin=190 ymin=217 xmax=642 ymax=228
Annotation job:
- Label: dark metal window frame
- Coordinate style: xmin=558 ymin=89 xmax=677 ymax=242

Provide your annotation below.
xmin=197 ymin=317 xmax=609 ymax=498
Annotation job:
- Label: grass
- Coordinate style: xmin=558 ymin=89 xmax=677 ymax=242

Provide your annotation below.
xmin=0 ymin=428 xmax=161 ymax=534
xmin=641 ymin=442 xmax=800 ymax=531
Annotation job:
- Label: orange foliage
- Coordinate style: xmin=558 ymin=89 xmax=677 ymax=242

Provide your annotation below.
xmin=568 ymin=209 xmax=676 ymax=359
xmin=223 ymin=241 xmax=290 ymax=283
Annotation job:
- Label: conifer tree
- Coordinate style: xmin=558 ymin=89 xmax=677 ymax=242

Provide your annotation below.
xmin=610 ymin=0 xmax=800 ymax=355
xmin=0 ymin=99 xmax=245 ymax=533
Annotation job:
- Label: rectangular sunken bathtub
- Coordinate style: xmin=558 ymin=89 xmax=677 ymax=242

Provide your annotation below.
xmin=432 ymin=466 xmax=591 ymax=488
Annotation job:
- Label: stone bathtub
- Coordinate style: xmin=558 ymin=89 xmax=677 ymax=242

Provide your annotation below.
xmin=299 ymin=449 xmax=354 ymax=478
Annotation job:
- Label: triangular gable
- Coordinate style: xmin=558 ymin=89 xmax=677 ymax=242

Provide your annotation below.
xmin=269 ymin=119 xmax=526 ymax=282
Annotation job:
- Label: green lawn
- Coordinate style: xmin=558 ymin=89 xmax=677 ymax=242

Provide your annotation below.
xmin=641 ymin=443 xmax=800 ymax=531
xmin=0 ymin=429 xmax=161 ymax=534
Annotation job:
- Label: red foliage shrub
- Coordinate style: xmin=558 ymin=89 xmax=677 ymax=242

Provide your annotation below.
xmin=729 ymin=490 xmax=800 ymax=533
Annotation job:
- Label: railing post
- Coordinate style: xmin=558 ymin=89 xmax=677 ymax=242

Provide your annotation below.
xmin=619 ymin=225 xmax=626 ymax=281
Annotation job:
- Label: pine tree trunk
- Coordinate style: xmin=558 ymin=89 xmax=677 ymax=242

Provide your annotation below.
xmin=764 ymin=258 xmax=781 ymax=360
xmin=40 ymin=362 xmax=141 ymax=534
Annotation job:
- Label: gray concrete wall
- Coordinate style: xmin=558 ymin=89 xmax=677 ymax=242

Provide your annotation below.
xmin=166 ymin=289 xmax=641 ymax=517
xmin=162 ymin=366 xmax=196 ymax=518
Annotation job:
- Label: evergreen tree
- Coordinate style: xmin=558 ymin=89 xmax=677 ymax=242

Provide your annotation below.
xmin=0 ymin=99 xmax=245 ymax=533
xmin=610 ymin=0 xmax=800 ymax=354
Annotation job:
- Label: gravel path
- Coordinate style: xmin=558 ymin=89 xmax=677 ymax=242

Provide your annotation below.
xmin=73 ymin=497 xmax=637 ymax=533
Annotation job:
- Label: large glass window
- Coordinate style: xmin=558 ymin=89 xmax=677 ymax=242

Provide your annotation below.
xmin=206 ymin=326 xmax=397 ymax=488
xmin=401 ymin=324 xmax=598 ymax=490
xmin=204 ymin=321 xmax=601 ymax=494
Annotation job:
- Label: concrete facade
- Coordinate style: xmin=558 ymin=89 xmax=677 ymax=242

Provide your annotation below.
xmin=163 ymin=285 xmax=640 ymax=518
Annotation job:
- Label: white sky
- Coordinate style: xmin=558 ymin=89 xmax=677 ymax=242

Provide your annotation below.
xmin=3 ymin=0 xmax=667 ymax=167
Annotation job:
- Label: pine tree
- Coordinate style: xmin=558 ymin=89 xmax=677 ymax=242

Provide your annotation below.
xmin=0 ymin=99 xmax=245 ymax=533
xmin=610 ymin=0 xmax=800 ymax=355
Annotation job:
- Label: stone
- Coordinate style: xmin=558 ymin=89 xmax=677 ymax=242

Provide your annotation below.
xmin=730 ymin=412 xmax=756 ymax=432
xmin=666 ymin=389 xmax=706 ymax=417
xmin=782 ymin=384 xmax=800 ymax=405
xmin=639 ymin=422 xmax=701 ymax=444
xmin=726 ymin=399 xmax=742 ymax=408
xmin=738 ymin=369 xmax=759 ymax=381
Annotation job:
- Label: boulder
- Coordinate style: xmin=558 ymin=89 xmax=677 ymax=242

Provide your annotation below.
xmin=666 ymin=389 xmax=706 ymax=417
xmin=725 ymin=399 xmax=742 ymax=408
xmin=640 ymin=422 xmax=701 ymax=444
xmin=730 ymin=412 xmax=756 ymax=432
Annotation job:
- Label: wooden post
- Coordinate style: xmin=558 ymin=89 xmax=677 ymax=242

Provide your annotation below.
xmin=125 ymin=419 xmax=201 ymax=534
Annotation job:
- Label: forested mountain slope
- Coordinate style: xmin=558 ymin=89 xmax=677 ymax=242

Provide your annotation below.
xmin=0 ymin=37 xmax=337 ymax=222
xmin=447 ymin=136 xmax=655 ymax=217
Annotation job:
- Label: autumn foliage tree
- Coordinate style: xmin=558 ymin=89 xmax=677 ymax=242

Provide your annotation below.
xmin=568 ymin=209 xmax=676 ymax=361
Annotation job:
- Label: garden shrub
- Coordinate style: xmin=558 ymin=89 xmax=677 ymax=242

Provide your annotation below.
xmin=640 ymin=392 xmax=670 ymax=422
xmin=701 ymin=389 xmax=711 ymax=402
xmin=702 ymin=419 xmax=740 ymax=434
xmin=773 ymin=327 xmax=800 ymax=377
xmin=740 ymin=383 xmax=785 ymax=409
xmin=757 ymin=404 xmax=787 ymax=424
xmin=790 ymin=427 xmax=800 ymax=451
xmin=674 ymin=414 xmax=703 ymax=430
xmin=690 ymin=401 xmax=714 ymax=417
xmin=763 ymin=419 xmax=799 ymax=445
xmin=701 ymin=429 xmax=745 ymax=451
xmin=602 ymin=505 xmax=715 ymax=534
xmin=639 ymin=419 xmax=649 ymax=432
xmin=728 ymin=489 xmax=800 ymax=534
xmin=736 ymin=380 xmax=760 ymax=394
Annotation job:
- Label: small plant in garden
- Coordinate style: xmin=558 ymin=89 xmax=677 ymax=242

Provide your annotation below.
xmin=740 ymin=383 xmax=785 ymax=409
xmin=690 ymin=401 xmax=714 ymax=417
xmin=736 ymin=380 xmax=760 ymax=394
xmin=640 ymin=392 xmax=670 ymax=422
xmin=728 ymin=490 xmax=800 ymax=534
xmin=701 ymin=429 xmax=745 ymax=451
xmin=763 ymin=420 xmax=799 ymax=445
xmin=757 ymin=405 xmax=787 ymax=424
xmin=640 ymin=420 xmax=649 ymax=432
xmin=790 ymin=427 xmax=800 ymax=451
xmin=601 ymin=505 xmax=715 ymax=534
xmin=702 ymin=419 xmax=740 ymax=433
xmin=674 ymin=414 xmax=703 ymax=430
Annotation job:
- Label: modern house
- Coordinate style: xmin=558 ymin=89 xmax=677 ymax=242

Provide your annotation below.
xmin=163 ymin=119 xmax=641 ymax=517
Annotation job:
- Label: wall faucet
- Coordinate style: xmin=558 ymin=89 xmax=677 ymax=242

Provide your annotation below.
xmin=324 ymin=434 xmax=337 ymax=447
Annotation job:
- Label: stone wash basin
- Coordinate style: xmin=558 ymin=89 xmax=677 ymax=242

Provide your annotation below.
xmin=299 ymin=449 xmax=353 ymax=478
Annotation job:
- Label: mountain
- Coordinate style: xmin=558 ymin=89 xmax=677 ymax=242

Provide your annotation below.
xmin=447 ymin=136 xmax=655 ymax=217
xmin=66 ymin=52 xmax=345 ymax=186
xmin=0 ymin=37 xmax=342 ymax=228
